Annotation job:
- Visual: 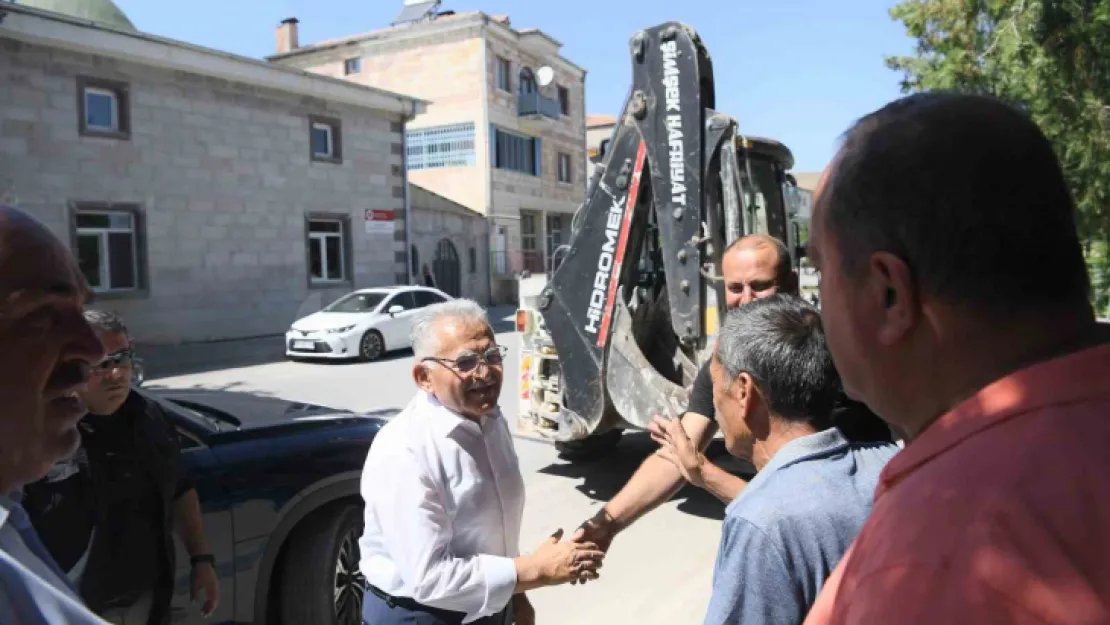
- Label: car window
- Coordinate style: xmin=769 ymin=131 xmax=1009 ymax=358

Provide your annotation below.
xmin=324 ymin=292 xmax=387 ymax=313
xmin=386 ymin=292 xmax=416 ymax=311
xmin=413 ymin=290 xmax=446 ymax=308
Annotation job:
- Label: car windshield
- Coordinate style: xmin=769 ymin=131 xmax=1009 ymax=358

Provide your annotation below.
xmin=324 ymin=292 xmax=386 ymax=313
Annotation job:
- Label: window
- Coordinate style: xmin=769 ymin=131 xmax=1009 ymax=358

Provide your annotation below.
xmin=558 ymin=86 xmax=570 ymax=116
xmin=558 ymin=153 xmax=572 ymax=183
xmin=468 ymin=247 xmax=477 ymax=274
xmin=307 ymin=217 xmax=349 ymax=285
xmin=496 ymin=56 xmax=511 ymax=92
xmin=411 ymin=244 xmax=419 ymax=277
xmin=406 ymin=123 xmax=476 ymax=170
xmin=414 ymin=290 xmax=446 ymax=308
xmin=521 ymin=212 xmax=538 ymax=252
xmin=344 ymin=57 xmax=361 ymax=75
xmin=77 ymin=76 xmax=130 ymax=139
xmin=385 ymin=292 xmax=416 ymax=311
xmin=492 ymin=127 xmax=540 ymax=176
xmin=72 ymin=205 xmax=143 ymax=293
xmin=309 ymin=116 xmax=342 ymax=163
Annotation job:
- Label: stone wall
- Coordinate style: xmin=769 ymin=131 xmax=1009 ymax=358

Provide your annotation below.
xmin=409 ymin=185 xmax=490 ymax=304
xmin=0 ymin=38 xmax=407 ymax=343
xmin=288 ymin=26 xmax=489 ymax=214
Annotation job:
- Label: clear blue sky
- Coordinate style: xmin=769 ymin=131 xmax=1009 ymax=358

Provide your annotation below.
xmin=114 ymin=0 xmax=913 ymax=173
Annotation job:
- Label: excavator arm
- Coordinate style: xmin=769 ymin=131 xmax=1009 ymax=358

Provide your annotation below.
xmin=527 ymin=22 xmax=797 ymax=443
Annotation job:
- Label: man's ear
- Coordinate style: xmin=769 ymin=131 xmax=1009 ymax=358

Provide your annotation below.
xmin=412 ymin=363 xmax=435 ymax=393
xmin=868 ymin=252 xmax=919 ymax=346
xmin=737 ymin=372 xmax=771 ymax=439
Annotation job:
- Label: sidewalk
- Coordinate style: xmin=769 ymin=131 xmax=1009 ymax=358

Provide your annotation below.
xmin=139 ymin=305 xmax=519 ymax=380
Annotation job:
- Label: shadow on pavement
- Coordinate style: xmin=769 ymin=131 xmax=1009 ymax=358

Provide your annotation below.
xmin=139 ymin=335 xmax=288 ymax=380
xmin=536 ymin=432 xmax=755 ymax=522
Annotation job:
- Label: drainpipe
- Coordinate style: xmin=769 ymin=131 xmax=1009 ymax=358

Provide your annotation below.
xmin=480 ymin=18 xmax=495 ymax=305
xmin=401 ymin=101 xmax=418 ymax=286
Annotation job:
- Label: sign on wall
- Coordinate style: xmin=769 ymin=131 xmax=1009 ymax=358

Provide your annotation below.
xmin=364 ymin=209 xmax=395 ymax=235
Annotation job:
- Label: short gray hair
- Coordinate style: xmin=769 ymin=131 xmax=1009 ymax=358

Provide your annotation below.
xmin=715 ymin=294 xmax=838 ymax=427
xmin=84 ymin=309 xmax=129 ymax=338
xmin=410 ymin=298 xmax=490 ymax=360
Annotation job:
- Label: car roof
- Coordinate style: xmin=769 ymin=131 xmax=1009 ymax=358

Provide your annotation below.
xmin=351 ymin=285 xmax=445 ymax=296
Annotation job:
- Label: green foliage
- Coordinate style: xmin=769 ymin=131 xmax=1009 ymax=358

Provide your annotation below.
xmin=886 ymin=0 xmax=1110 ymax=307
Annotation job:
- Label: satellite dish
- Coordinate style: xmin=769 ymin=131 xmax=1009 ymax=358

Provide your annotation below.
xmin=536 ymin=66 xmax=555 ymax=88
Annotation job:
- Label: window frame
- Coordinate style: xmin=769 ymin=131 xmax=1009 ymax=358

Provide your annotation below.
xmin=557 ymin=152 xmax=573 ymax=184
xmin=68 ymin=201 xmax=148 ymax=299
xmin=343 ymin=57 xmax=362 ymax=76
xmin=304 ymin=213 xmax=353 ymax=289
xmin=496 ymin=56 xmax=512 ymax=92
xmin=492 ymin=127 xmax=540 ymax=176
xmin=77 ymin=76 xmax=131 ymax=140
xmin=309 ymin=115 xmax=343 ymax=164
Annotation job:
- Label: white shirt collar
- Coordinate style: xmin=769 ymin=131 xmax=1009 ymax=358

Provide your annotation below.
xmin=418 ymin=390 xmax=501 ymax=437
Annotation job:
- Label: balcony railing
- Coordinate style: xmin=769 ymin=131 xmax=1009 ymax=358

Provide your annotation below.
xmin=490 ymin=250 xmax=546 ymax=278
xmin=518 ymin=92 xmax=561 ymax=120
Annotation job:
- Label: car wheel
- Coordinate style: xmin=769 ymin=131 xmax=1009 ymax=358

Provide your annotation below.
xmin=359 ymin=330 xmax=385 ymax=361
xmin=278 ymin=502 xmax=365 ymax=625
xmin=554 ymin=429 xmax=624 ymax=461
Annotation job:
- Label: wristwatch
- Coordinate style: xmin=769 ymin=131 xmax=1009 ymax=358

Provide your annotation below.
xmin=190 ymin=554 xmax=216 ymax=567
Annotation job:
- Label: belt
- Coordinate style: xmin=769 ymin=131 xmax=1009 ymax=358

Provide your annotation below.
xmin=365 ymin=583 xmax=469 ymax=624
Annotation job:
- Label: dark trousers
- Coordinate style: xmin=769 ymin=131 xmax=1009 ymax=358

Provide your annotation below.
xmin=362 ymin=585 xmax=513 ymax=625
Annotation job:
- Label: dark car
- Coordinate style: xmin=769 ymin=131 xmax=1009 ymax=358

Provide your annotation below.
xmin=135 ymin=386 xmax=397 ymax=625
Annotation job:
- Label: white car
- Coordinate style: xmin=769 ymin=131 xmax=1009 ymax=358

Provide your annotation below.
xmin=285 ymin=285 xmax=453 ymax=361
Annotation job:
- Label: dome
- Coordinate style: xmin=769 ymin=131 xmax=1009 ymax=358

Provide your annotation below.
xmin=16 ymin=0 xmax=137 ymax=31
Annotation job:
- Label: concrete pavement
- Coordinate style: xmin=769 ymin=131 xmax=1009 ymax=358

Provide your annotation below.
xmin=147 ymin=307 xmax=731 ymax=625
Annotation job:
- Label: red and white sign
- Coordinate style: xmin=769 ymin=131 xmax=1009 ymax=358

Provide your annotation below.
xmin=364 ymin=209 xmax=395 ymax=235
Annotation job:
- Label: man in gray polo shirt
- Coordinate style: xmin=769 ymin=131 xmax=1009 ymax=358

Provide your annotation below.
xmin=660 ymin=294 xmax=899 ymax=625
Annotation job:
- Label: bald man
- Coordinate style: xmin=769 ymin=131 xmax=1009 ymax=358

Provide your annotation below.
xmin=0 ymin=205 xmax=110 ymax=623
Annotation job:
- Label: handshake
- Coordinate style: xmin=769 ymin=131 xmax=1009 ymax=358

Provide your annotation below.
xmin=516 ymin=508 xmax=617 ymax=589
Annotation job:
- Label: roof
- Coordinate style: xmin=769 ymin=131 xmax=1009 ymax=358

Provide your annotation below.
xmin=791 ymin=172 xmax=823 ymax=192
xmin=410 ymin=183 xmax=485 ymax=219
xmin=13 ymin=0 xmax=134 ymax=31
xmin=587 ymin=114 xmax=617 ymax=128
xmin=0 ymin=2 xmax=427 ymax=116
xmin=267 ymin=11 xmax=585 ymax=75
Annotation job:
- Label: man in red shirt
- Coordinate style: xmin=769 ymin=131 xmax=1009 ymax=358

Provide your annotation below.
xmin=804 ymin=92 xmax=1110 ymax=624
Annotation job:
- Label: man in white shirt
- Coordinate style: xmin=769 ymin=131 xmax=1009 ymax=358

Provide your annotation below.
xmin=359 ymin=299 xmax=605 ymax=625
xmin=0 ymin=205 xmax=111 ymax=623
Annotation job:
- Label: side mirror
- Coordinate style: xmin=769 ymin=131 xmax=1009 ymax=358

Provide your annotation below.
xmin=388 ymin=305 xmax=404 ymax=315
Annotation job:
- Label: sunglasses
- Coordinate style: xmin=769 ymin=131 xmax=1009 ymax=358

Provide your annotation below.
xmin=92 ymin=348 xmax=135 ymax=373
xmin=423 ymin=345 xmax=506 ymax=373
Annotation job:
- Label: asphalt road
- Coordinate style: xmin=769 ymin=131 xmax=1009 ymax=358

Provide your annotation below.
xmin=148 ymin=311 xmax=740 ymax=625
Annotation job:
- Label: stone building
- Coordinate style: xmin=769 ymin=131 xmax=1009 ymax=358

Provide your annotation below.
xmin=586 ymin=113 xmax=616 ymax=182
xmin=0 ymin=0 xmax=426 ymax=343
xmin=408 ymin=184 xmax=489 ymax=302
xmin=268 ymin=4 xmax=587 ymax=303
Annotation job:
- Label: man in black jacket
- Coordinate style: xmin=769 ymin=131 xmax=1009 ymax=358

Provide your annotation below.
xmin=24 ymin=310 xmax=219 ymax=625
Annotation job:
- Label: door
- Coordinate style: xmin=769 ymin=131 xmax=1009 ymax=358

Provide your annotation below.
xmin=433 ymin=239 xmax=461 ymax=297
xmin=377 ymin=291 xmax=417 ymax=347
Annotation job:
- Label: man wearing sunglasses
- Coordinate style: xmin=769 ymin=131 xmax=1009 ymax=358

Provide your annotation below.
xmin=359 ymin=299 xmax=605 ymax=625
xmin=23 ymin=310 xmax=219 ymax=625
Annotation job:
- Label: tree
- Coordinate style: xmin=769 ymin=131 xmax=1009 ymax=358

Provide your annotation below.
xmin=886 ymin=0 xmax=1110 ymax=313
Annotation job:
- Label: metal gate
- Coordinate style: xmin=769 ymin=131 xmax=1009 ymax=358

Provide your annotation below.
xmin=433 ymin=238 xmax=461 ymax=297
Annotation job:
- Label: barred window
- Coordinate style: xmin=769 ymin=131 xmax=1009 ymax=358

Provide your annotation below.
xmin=406 ymin=123 xmax=476 ymax=170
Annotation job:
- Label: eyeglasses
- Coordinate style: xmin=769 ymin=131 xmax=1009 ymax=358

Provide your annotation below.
xmin=423 ymin=345 xmax=505 ymax=373
xmin=92 ymin=348 xmax=134 ymax=373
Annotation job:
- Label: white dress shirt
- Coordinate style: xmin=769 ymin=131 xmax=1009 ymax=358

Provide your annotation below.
xmin=359 ymin=390 xmax=526 ymax=623
xmin=0 ymin=493 xmax=110 ymax=624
